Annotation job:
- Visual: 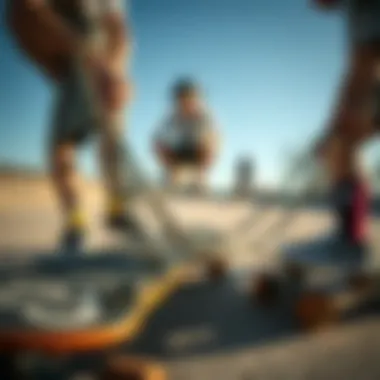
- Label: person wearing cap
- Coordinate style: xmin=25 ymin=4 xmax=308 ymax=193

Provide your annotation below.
xmin=154 ymin=79 xmax=220 ymax=191
xmin=7 ymin=0 xmax=137 ymax=251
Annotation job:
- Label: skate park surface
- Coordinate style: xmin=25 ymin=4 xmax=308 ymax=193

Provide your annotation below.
xmin=1 ymin=173 xmax=380 ymax=379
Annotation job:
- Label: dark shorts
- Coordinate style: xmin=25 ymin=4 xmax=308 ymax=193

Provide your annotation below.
xmin=50 ymin=62 xmax=98 ymax=147
xmin=170 ymin=144 xmax=206 ymax=166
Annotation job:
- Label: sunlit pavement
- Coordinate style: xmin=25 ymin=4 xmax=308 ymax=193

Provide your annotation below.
xmin=1 ymin=178 xmax=380 ymax=379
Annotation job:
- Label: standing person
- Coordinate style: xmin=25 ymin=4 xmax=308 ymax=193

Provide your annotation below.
xmin=154 ymin=78 xmax=220 ymax=192
xmin=7 ymin=0 xmax=138 ymax=250
xmin=312 ymin=0 xmax=380 ymax=246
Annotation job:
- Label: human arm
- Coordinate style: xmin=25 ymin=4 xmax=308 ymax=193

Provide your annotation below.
xmin=100 ymin=0 xmax=131 ymax=73
xmin=21 ymin=0 xmax=86 ymax=60
xmin=97 ymin=1 xmax=133 ymax=110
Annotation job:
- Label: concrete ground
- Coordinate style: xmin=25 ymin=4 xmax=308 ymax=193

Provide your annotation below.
xmin=0 ymin=175 xmax=380 ymax=379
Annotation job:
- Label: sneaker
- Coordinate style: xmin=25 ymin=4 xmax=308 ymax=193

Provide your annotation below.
xmin=60 ymin=227 xmax=85 ymax=254
xmin=106 ymin=212 xmax=145 ymax=239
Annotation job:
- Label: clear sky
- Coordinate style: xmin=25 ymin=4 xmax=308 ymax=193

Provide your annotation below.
xmin=0 ymin=0 xmax=378 ymax=189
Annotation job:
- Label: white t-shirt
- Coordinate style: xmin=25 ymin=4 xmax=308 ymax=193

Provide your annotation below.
xmin=155 ymin=111 xmax=217 ymax=149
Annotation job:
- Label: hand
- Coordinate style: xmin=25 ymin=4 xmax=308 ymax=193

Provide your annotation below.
xmin=98 ymin=73 xmax=132 ymax=111
xmin=83 ymin=53 xmax=132 ymax=111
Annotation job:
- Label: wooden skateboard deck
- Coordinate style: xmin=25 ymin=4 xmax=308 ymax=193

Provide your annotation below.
xmin=0 ymin=252 xmax=187 ymax=354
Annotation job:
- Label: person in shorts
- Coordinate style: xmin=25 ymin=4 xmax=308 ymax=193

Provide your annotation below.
xmin=7 ymin=0 xmax=137 ymax=250
xmin=154 ymin=79 xmax=220 ymax=191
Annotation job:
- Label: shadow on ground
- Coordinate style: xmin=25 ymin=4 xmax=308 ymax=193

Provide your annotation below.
xmin=0 ymin=252 xmax=379 ymax=362
xmin=123 ymin=275 xmax=380 ymax=360
xmin=0 ymin=253 xmax=380 ymax=380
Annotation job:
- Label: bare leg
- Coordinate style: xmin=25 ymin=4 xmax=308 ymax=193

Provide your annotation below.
xmin=324 ymin=46 xmax=378 ymax=183
xmin=99 ymin=112 xmax=126 ymax=215
xmin=50 ymin=143 xmax=80 ymax=216
xmin=98 ymin=111 xmax=145 ymax=234
xmin=50 ymin=142 xmax=86 ymax=249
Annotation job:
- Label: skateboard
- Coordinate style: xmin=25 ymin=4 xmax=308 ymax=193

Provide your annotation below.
xmin=0 ymin=234 xmax=227 ymax=379
xmin=252 ymin=235 xmax=380 ymax=331
xmin=0 ymin=252 xmax=182 ymax=353
xmin=0 ymin=252 xmax=182 ymax=378
xmin=0 ymin=224 xmax=226 ymax=379
xmin=0 ymin=224 xmax=228 ymax=352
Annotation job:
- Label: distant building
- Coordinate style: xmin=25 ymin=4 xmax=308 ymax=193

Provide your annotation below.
xmin=233 ymin=156 xmax=255 ymax=197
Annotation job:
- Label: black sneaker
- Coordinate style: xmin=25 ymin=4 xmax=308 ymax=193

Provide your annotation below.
xmin=60 ymin=228 xmax=85 ymax=254
xmin=106 ymin=213 xmax=145 ymax=239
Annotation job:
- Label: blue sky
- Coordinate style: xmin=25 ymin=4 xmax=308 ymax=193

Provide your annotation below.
xmin=0 ymin=0 xmax=378 ymax=188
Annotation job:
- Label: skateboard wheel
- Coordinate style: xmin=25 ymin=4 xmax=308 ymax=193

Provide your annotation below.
xmin=252 ymin=273 xmax=280 ymax=306
xmin=102 ymin=355 xmax=167 ymax=380
xmin=295 ymin=292 xmax=339 ymax=331
xmin=206 ymin=257 xmax=227 ymax=280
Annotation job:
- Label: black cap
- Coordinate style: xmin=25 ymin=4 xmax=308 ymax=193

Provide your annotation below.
xmin=172 ymin=78 xmax=199 ymax=99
